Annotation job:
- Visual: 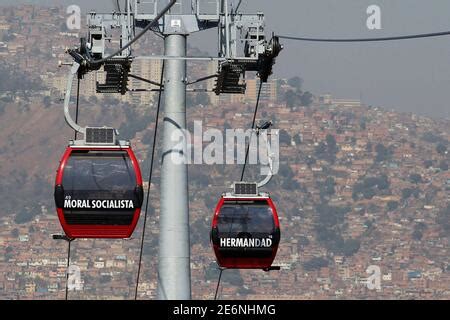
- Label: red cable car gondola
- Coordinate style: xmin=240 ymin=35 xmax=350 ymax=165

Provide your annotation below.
xmin=54 ymin=145 xmax=143 ymax=239
xmin=211 ymin=191 xmax=280 ymax=269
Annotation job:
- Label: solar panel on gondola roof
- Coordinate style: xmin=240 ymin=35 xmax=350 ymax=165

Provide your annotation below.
xmin=234 ymin=182 xmax=258 ymax=195
xmin=85 ymin=127 xmax=115 ymax=144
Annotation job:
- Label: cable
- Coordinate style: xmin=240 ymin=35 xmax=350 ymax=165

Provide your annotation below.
xmin=65 ymin=239 xmax=72 ymax=300
xmin=214 ymin=268 xmax=225 ymax=300
xmin=240 ymin=81 xmax=263 ymax=181
xmin=235 ymin=0 xmax=244 ymax=14
xmin=277 ymin=30 xmax=450 ymax=42
xmin=134 ymin=62 xmax=165 ymax=300
xmin=88 ymin=0 xmax=177 ymax=64
xmin=115 ymin=0 xmax=121 ymax=12
xmin=214 ymin=81 xmax=263 ymax=300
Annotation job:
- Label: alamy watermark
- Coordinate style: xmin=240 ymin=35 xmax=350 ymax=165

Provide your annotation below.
xmin=366 ymin=265 xmax=382 ymax=290
xmin=66 ymin=5 xmax=81 ymax=30
xmin=67 ymin=265 xmax=83 ymax=291
xmin=166 ymin=121 xmax=280 ymax=176
xmin=367 ymin=5 xmax=382 ymax=30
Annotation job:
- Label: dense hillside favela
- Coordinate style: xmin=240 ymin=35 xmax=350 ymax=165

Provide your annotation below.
xmin=0 ymin=5 xmax=449 ymax=299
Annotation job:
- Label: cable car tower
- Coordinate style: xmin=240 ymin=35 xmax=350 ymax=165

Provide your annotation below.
xmin=59 ymin=0 xmax=282 ymax=300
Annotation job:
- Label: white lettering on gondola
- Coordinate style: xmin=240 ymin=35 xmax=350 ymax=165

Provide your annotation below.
xmin=220 ymin=238 xmax=272 ymax=248
xmin=63 ymin=199 xmax=134 ymax=209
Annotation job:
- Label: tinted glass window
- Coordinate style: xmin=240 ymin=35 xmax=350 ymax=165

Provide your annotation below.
xmin=61 ymin=150 xmax=138 ymax=225
xmin=217 ymin=201 xmax=275 ymax=235
xmin=63 ymin=150 xmax=136 ymax=191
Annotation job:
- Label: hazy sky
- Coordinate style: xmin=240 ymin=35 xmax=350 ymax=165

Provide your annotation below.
xmin=2 ymin=0 xmax=450 ymax=118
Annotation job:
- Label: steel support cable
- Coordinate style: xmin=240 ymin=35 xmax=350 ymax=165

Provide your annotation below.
xmin=214 ymin=268 xmax=224 ymax=300
xmin=240 ymin=81 xmax=264 ymax=182
xmin=214 ymin=81 xmax=264 ymax=300
xmin=64 ymin=77 xmax=80 ymax=301
xmin=134 ymin=62 xmax=165 ymax=300
xmin=277 ymin=30 xmax=450 ymax=42
xmin=87 ymin=0 xmax=177 ymax=64
xmin=235 ymin=0 xmax=244 ymax=14
xmin=64 ymin=239 xmax=74 ymax=300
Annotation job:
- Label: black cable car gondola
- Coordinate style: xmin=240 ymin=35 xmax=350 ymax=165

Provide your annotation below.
xmin=54 ymin=144 xmax=143 ymax=238
xmin=211 ymin=184 xmax=280 ymax=269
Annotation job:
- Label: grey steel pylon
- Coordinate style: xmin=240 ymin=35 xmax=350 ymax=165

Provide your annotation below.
xmin=157 ymin=33 xmax=191 ymax=299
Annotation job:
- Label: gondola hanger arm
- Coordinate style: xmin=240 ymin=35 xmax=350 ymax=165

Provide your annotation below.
xmin=256 ymin=125 xmax=276 ymax=189
xmin=63 ymin=62 xmax=85 ymax=136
